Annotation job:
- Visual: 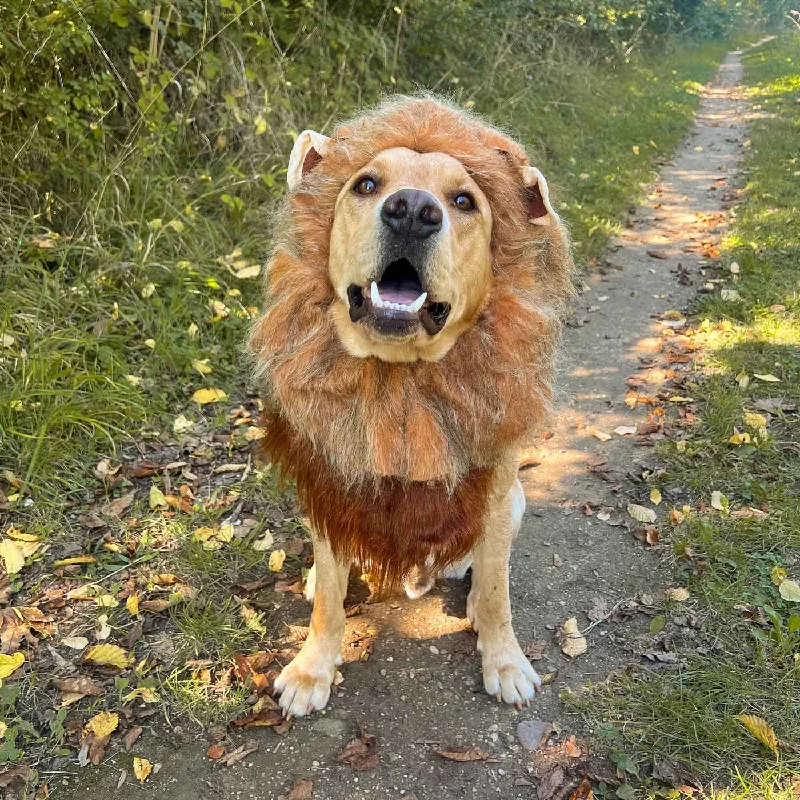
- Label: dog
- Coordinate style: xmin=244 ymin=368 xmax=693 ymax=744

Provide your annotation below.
xmin=249 ymin=97 xmax=573 ymax=717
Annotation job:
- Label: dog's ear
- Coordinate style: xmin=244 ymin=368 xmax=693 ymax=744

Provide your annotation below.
xmin=520 ymin=166 xmax=556 ymax=227
xmin=287 ymin=130 xmax=331 ymax=190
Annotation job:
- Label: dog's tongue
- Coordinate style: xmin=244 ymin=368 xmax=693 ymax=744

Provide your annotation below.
xmin=378 ymin=279 xmax=423 ymax=306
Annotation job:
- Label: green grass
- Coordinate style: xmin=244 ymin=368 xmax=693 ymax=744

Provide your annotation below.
xmin=576 ymin=32 xmax=800 ymax=791
xmin=0 ymin=0 xmax=778 ymax=786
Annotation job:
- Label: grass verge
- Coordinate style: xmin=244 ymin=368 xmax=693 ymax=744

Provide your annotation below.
xmin=574 ymin=32 xmax=800 ymax=794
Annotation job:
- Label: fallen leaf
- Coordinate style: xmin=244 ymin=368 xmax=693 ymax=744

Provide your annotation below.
xmin=218 ymin=739 xmax=259 ymax=767
xmin=61 ymin=636 xmax=89 ymax=650
xmin=560 ymin=618 xmax=588 ymax=658
xmin=0 ymin=765 xmax=33 ymax=789
xmin=252 ymin=531 xmax=274 ymax=552
xmin=778 ymin=579 xmax=800 ymax=602
xmin=55 ymin=676 xmax=103 ymax=699
xmin=269 ymin=549 xmax=286 ymax=572
xmin=735 ymin=714 xmax=778 ymax=756
xmin=123 ymin=687 xmax=161 ymax=703
xmin=244 ymin=426 xmax=266 ymax=442
xmin=665 ymin=587 xmax=690 ymax=602
xmin=337 ymin=728 xmax=379 ymax=771
xmin=235 ymin=264 xmax=261 ymax=279
xmin=133 ymin=757 xmax=153 ymax=784
xmin=650 ymin=489 xmax=662 ymax=506
xmin=100 ymin=490 xmax=136 ymax=518
xmin=124 ymin=726 xmax=143 ymax=751
xmin=191 ymin=388 xmax=227 ymax=406
xmin=84 ymin=710 xmax=119 ymax=740
xmin=628 ymin=503 xmax=657 ymax=524
xmin=0 ymin=652 xmax=25 ymax=679
xmin=434 ymin=745 xmax=490 ymax=762
xmin=753 ymin=374 xmax=780 ymax=383
xmin=710 ymin=490 xmax=728 ymax=512
xmin=139 ymin=599 xmax=171 ymax=613
xmin=83 ymin=643 xmax=133 ymax=669
xmin=206 ymin=744 xmax=226 ymax=760
xmin=149 ymin=485 xmax=167 ymax=509
xmin=191 ymin=358 xmax=212 ymax=375
xmin=126 ymin=593 xmax=140 ymax=615
xmin=590 ymin=428 xmax=612 ymax=442
xmin=52 ymin=555 xmax=97 ymax=568
xmin=283 ymin=777 xmax=314 ymax=800
xmin=0 ymin=540 xmax=25 ymax=575
xmin=173 ymin=414 xmax=195 ymax=434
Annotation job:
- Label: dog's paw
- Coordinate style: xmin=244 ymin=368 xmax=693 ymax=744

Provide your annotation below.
xmin=480 ymin=642 xmax=541 ymax=707
xmin=274 ymin=652 xmax=336 ymax=718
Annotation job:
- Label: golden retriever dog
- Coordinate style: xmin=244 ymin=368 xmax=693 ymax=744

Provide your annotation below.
xmin=249 ymin=97 xmax=573 ymax=718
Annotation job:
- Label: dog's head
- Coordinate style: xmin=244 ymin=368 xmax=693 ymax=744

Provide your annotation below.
xmin=284 ymin=100 xmax=560 ymax=362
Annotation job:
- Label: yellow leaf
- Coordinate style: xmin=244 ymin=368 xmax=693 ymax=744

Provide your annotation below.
xmin=141 ymin=283 xmax=156 ymax=298
xmin=126 ymin=593 xmax=140 ymax=615
xmin=269 ymin=549 xmax=286 ymax=572
xmin=650 ymin=489 xmax=662 ymax=506
xmin=711 ymin=491 xmax=728 ymax=512
xmin=83 ymin=643 xmax=133 ymax=669
xmin=735 ymin=714 xmax=778 ymax=756
xmin=771 ymin=566 xmax=787 ymax=586
xmin=675 ymin=440 xmax=687 ymax=452
xmin=149 ymin=485 xmax=167 ymax=509
xmin=254 ymin=116 xmax=268 ymax=135
xmin=235 ymin=264 xmax=262 ymax=280
xmin=736 ymin=369 xmax=750 ymax=389
xmin=133 ymin=756 xmax=153 ymax=784
xmin=0 ymin=721 xmax=7 ymax=738
xmin=779 ymin=579 xmax=800 ymax=602
xmin=124 ymin=687 xmax=161 ymax=704
xmin=217 ymin=524 xmax=234 ymax=543
xmin=191 ymin=358 xmax=212 ymax=375
xmin=665 ymin=587 xmax=690 ymax=602
xmin=144 ymin=338 xmax=156 ymax=349
xmin=668 ymin=396 xmax=694 ymax=403
xmin=252 ymin=531 xmax=274 ymax=552
xmin=192 ymin=526 xmax=216 ymax=542
xmin=244 ymin=426 xmax=266 ymax=442
xmin=191 ymin=387 xmax=227 ymax=406
xmin=52 ymin=555 xmax=97 ymax=567
xmin=590 ymin=428 xmax=612 ymax=442
xmin=95 ymin=594 xmax=119 ymax=609
xmin=729 ymin=431 xmax=752 ymax=446
xmin=632 ymin=145 xmax=640 ymax=155
xmin=754 ymin=374 xmax=780 ymax=383
xmin=0 ymin=539 xmax=26 ymax=574
xmin=628 ymin=503 xmax=657 ymax=524
xmin=0 ymin=652 xmax=25 ymax=679
xmin=6 ymin=528 xmax=39 ymax=543
xmin=187 ymin=322 xmax=199 ymax=339
xmin=84 ymin=711 xmax=119 ymax=740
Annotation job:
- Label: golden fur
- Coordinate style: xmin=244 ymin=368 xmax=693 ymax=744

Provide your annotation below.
xmin=250 ymin=97 xmax=574 ymax=504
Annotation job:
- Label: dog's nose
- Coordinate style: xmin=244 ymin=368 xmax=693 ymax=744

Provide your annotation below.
xmin=381 ymin=189 xmax=443 ymax=239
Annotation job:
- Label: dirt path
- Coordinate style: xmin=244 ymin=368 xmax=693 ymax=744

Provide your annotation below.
xmin=59 ymin=47 xmax=755 ymax=800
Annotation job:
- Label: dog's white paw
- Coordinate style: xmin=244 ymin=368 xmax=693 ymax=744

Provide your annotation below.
xmin=274 ymin=650 xmax=336 ymax=718
xmin=480 ymin=641 xmax=541 ymax=707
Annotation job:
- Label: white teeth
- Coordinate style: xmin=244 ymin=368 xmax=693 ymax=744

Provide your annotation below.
xmin=368 ymin=283 xmax=428 ymax=313
xmin=408 ymin=292 xmax=427 ymax=312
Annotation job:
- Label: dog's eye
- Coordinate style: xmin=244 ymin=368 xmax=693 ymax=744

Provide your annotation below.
xmin=354 ymin=176 xmax=377 ymax=195
xmin=454 ymin=193 xmax=475 ymax=211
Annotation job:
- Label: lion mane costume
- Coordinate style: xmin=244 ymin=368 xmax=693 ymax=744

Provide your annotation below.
xmin=249 ymin=97 xmax=573 ymax=589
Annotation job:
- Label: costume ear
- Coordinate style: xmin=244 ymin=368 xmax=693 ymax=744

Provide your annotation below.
xmin=287 ymin=130 xmax=331 ymax=190
xmin=521 ymin=166 xmax=557 ymax=227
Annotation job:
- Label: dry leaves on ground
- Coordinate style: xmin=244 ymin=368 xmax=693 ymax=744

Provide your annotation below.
xmin=559 ymin=618 xmax=588 ymax=657
xmin=337 ymin=726 xmax=379 ymax=771
xmin=434 ymin=745 xmax=491 ymax=762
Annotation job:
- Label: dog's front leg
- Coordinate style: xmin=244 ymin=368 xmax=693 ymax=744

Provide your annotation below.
xmin=471 ymin=474 xmax=541 ymax=707
xmin=274 ymin=530 xmax=349 ymax=717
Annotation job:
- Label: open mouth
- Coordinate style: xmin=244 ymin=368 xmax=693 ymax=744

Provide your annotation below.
xmin=347 ymin=258 xmax=451 ymax=336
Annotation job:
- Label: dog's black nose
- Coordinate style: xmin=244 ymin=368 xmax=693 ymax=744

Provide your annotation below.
xmin=381 ymin=189 xmax=443 ymax=239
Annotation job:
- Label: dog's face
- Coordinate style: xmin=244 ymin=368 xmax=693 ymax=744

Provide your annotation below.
xmin=327 ymin=147 xmax=494 ymax=362
xmin=287 ymin=128 xmax=556 ymax=363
